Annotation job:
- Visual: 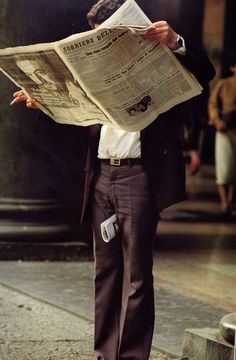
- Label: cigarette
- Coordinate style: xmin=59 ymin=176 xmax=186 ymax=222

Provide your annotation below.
xmin=10 ymin=98 xmax=18 ymax=106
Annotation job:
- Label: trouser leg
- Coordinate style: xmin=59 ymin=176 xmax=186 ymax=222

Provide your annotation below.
xmin=92 ymin=164 xmax=123 ymax=360
xmin=116 ymin=166 xmax=158 ymax=360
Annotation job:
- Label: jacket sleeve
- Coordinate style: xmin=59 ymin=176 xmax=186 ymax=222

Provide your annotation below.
xmin=174 ymin=41 xmax=216 ymax=89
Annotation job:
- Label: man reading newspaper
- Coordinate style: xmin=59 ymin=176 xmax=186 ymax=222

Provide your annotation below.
xmin=12 ymin=0 xmax=215 ymax=359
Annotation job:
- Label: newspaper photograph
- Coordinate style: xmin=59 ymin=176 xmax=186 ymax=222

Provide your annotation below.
xmin=0 ymin=0 xmax=203 ymax=131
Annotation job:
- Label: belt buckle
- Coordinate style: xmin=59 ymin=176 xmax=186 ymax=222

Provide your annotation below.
xmin=110 ymin=158 xmax=121 ymax=166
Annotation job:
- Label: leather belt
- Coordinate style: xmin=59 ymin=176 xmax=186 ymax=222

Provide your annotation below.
xmin=100 ymin=158 xmax=142 ymax=166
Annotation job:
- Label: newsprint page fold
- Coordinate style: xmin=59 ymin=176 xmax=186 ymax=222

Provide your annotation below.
xmin=0 ymin=0 xmax=202 ymax=131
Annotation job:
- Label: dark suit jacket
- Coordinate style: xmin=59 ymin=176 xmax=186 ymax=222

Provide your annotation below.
xmin=82 ymin=41 xmax=215 ymax=219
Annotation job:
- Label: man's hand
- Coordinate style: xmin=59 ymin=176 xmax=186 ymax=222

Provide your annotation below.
xmin=143 ymin=21 xmax=179 ymax=49
xmin=12 ymin=91 xmax=38 ymax=109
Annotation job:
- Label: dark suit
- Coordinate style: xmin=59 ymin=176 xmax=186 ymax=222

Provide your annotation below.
xmin=83 ymin=42 xmax=215 ymax=360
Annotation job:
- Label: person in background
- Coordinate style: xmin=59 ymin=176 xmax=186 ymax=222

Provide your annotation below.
xmin=179 ymin=87 xmax=210 ymax=176
xmin=181 ymin=99 xmax=203 ymax=175
xmin=208 ymin=55 xmax=236 ymax=216
xmin=12 ymin=0 xmax=215 ymax=358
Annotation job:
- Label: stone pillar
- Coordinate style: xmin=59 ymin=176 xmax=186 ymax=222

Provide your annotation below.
xmin=0 ymin=0 xmax=94 ymax=256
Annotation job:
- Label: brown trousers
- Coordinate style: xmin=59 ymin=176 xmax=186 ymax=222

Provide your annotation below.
xmin=92 ymin=162 xmax=158 ymax=360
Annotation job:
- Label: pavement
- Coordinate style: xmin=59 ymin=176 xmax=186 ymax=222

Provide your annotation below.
xmin=0 ymin=165 xmax=236 ymax=360
xmin=0 ymin=262 xmax=183 ymax=360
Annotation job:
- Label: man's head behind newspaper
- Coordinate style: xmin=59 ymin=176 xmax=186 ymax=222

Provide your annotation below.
xmin=87 ymin=0 xmax=127 ymax=28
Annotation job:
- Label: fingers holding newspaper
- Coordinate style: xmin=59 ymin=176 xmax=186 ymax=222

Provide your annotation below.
xmin=11 ymin=91 xmax=38 ymax=109
xmin=144 ymin=21 xmax=179 ymax=49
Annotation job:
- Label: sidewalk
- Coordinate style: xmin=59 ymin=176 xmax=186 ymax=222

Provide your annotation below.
xmin=0 ymin=283 xmax=94 ymax=360
xmin=0 ymin=279 xmax=178 ymax=360
xmin=0 ymin=257 xmax=231 ymax=360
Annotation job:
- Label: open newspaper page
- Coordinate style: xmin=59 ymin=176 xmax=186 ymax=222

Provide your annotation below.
xmin=0 ymin=0 xmax=202 ymax=131
xmin=55 ymin=0 xmax=202 ymax=131
xmin=0 ymin=43 xmax=110 ymax=126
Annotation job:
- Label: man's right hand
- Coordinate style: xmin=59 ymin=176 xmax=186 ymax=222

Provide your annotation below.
xmin=12 ymin=91 xmax=38 ymax=109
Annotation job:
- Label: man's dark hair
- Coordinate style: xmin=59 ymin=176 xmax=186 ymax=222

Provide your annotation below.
xmin=87 ymin=0 xmax=127 ymax=28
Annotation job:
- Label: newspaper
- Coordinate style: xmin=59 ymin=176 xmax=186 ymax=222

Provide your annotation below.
xmin=0 ymin=0 xmax=202 ymax=131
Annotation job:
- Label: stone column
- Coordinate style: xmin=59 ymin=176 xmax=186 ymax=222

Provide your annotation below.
xmin=0 ymin=0 xmax=93 ymax=256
